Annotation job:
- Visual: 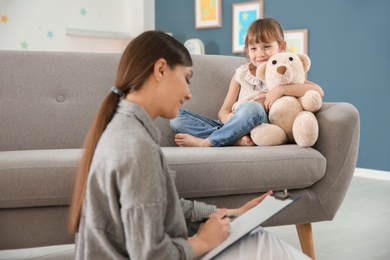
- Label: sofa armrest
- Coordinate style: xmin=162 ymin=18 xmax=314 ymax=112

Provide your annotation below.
xmin=312 ymin=102 xmax=360 ymax=219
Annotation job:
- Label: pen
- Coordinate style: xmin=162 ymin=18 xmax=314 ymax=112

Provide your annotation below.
xmin=199 ymin=215 xmax=238 ymax=223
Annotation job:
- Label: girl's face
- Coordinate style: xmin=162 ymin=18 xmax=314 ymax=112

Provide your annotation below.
xmin=247 ymin=40 xmax=285 ymax=68
xmin=158 ymin=65 xmax=193 ymax=119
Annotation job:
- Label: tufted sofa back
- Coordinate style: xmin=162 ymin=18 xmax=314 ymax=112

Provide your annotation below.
xmin=0 ymin=51 xmax=247 ymax=150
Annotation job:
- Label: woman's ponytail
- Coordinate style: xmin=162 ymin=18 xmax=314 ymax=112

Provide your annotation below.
xmin=68 ymin=92 xmax=120 ymax=234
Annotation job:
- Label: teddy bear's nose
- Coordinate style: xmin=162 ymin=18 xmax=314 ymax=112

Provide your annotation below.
xmin=277 ymin=66 xmax=287 ymax=75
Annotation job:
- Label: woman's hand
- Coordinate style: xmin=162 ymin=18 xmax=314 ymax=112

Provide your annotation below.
xmin=189 ymin=209 xmax=231 ymax=258
xmin=190 ymin=192 xmax=273 ymax=258
xmin=225 ymin=191 xmax=273 ymax=217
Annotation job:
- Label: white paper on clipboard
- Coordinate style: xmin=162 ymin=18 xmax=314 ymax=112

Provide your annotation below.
xmin=200 ymin=194 xmax=299 ymax=260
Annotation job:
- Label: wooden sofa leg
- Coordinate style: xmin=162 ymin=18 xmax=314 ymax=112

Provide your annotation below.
xmin=296 ymin=223 xmax=316 ymax=259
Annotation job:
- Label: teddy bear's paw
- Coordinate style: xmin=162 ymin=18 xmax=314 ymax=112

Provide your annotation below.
xmin=299 ymin=90 xmax=322 ymax=113
xmin=293 ymin=111 xmax=319 ymax=147
xmin=250 ymin=123 xmax=287 ymax=146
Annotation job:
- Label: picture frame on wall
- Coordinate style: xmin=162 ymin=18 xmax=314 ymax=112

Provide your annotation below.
xmin=195 ymin=0 xmax=222 ymax=29
xmin=232 ymin=1 xmax=264 ymax=53
xmin=284 ymin=29 xmax=308 ymax=54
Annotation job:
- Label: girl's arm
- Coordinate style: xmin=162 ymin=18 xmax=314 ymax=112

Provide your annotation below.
xmin=218 ymin=74 xmax=241 ymax=124
xmin=264 ymin=80 xmax=324 ymax=110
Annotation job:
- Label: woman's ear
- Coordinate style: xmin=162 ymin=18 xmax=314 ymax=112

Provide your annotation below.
xmin=154 ymin=58 xmax=167 ymax=81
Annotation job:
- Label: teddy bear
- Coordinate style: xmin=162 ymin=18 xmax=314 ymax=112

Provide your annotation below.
xmin=233 ymin=52 xmax=322 ymax=147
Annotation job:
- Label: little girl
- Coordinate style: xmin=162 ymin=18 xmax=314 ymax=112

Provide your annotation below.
xmin=170 ymin=18 xmax=324 ymax=147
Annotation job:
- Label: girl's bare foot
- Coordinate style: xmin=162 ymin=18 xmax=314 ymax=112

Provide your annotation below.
xmin=175 ymin=133 xmax=212 ymax=147
xmin=234 ymin=135 xmax=255 ymax=146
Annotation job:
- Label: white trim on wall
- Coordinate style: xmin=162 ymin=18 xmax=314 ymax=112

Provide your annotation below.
xmin=66 ymin=28 xmax=132 ymax=40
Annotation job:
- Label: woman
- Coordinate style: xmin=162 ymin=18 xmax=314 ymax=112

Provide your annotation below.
xmin=68 ymin=30 xmax=309 ymax=259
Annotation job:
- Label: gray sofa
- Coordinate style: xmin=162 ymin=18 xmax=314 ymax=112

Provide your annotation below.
xmin=0 ymin=50 xmax=359 ymax=258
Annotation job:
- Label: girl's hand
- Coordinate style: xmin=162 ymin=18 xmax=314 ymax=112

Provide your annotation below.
xmin=225 ymin=112 xmax=235 ymax=123
xmin=224 ymin=191 xmax=273 ymax=217
xmin=251 ymin=92 xmax=266 ymax=106
xmin=264 ymin=86 xmax=284 ymax=111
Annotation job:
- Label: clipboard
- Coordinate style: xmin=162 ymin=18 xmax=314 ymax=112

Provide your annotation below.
xmin=200 ymin=192 xmax=299 ymax=260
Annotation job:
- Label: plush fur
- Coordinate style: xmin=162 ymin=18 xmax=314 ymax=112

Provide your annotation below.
xmin=234 ymin=52 xmax=322 ymax=147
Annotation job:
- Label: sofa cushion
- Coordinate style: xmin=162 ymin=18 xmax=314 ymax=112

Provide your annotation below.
xmin=165 ymin=145 xmax=326 ymax=198
xmin=0 ymin=145 xmax=326 ymax=209
xmin=0 ymin=149 xmax=82 ymax=209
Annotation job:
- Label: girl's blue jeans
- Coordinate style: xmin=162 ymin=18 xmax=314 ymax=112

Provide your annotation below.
xmin=170 ymin=101 xmax=268 ymax=147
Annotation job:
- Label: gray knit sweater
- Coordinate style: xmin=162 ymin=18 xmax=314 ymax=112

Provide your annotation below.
xmin=75 ymin=100 xmax=216 ymax=260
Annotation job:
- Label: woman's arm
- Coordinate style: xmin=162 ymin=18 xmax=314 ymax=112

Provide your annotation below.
xmin=218 ymin=74 xmax=241 ymax=124
xmin=120 ymin=143 xmax=195 ymax=259
xmin=264 ymin=81 xmax=324 ymax=110
xmin=181 ymin=198 xmax=216 ymax=236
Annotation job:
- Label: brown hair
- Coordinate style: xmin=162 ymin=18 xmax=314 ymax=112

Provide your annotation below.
xmin=244 ymin=18 xmax=285 ymax=53
xmin=68 ymin=30 xmax=192 ymax=234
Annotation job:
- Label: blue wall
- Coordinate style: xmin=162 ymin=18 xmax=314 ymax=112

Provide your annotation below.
xmin=156 ymin=0 xmax=390 ymax=171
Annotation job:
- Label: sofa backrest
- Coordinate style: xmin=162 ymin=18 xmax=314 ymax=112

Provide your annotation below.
xmin=0 ymin=51 xmax=247 ymax=150
xmin=0 ymin=50 xmax=120 ymax=151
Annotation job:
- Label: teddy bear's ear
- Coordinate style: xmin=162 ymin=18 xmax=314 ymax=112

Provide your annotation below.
xmin=256 ymin=62 xmax=267 ymax=81
xmin=297 ymin=53 xmax=311 ymax=73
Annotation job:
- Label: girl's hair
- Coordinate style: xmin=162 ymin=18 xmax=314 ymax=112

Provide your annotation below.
xmin=68 ymin=30 xmax=192 ymax=234
xmin=244 ymin=18 xmax=285 ymax=52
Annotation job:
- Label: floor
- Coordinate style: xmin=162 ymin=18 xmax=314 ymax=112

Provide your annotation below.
xmin=0 ymin=168 xmax=389 ymax=260
xmin=266 ymin=168 xmax=390 ymax=260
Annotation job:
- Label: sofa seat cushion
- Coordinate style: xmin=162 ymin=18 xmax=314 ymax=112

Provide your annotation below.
xmin=163 ymin=145 xmax=326 ymax=198
xmin=0 ymin=145 xmax=326 ymax=209
xmin=0 ymin=149 xmax=82 ymax=209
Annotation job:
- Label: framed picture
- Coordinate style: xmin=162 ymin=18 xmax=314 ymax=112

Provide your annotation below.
xmin=284 ymin=29 xmax=308 ymax=54
xmin=232 ymin=1 xmax=264 ymax=53
xmin=195 ymin=0 xmax=222 ymax=29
